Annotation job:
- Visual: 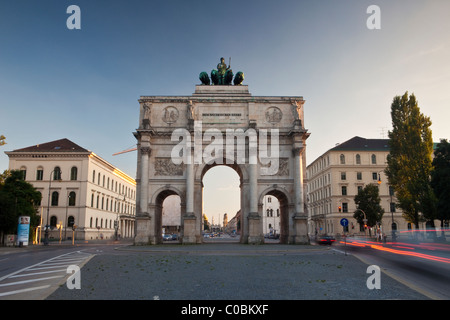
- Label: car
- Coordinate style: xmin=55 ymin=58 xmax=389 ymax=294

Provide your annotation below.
xmin=162 ymin=234 xmax=172 ymax=241
xmin=317 ymin=236 xmax=336 ymax=245
xmin=171 ymin=234 xmax=179 ymax=240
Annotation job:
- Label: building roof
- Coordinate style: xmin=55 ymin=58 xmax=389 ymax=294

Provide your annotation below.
xmin=330 ymin=136 xmax=390 ymax=152
xmin=10 ymin=138 xmax=90 ymax=153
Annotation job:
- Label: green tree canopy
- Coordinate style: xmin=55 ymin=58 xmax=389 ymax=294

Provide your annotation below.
xmin=431 ymin=139 xmax=450 ymax=232
xmin=353 ymin=184 xmax=384 ymax=228
xmin=0 ymin=170 xmax=42 ymax=235
xmin=385 ymin=92 xmax=435 ymax=228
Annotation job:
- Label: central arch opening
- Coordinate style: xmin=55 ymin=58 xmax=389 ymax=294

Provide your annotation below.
xmin=202 ymin=165 xmax=241 ymax=242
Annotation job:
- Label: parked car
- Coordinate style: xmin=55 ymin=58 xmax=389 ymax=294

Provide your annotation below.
xmin=162 ymin=234 xmax=172 ymax=241
xmin=316 ymin=236 xmax=336 ymax=245
xmin=171 ymin=234 xmax=179 ymax=240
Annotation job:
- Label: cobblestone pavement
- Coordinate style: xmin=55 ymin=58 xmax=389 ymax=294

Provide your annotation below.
xmin=48 ymin=243 xmax=428 ymax=300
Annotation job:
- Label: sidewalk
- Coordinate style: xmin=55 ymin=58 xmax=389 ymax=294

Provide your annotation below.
xmin=0 ymin=238 xmax=133 ymax=255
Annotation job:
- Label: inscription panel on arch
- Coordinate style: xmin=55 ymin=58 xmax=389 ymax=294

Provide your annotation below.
xmin=199 ymin=106 xmax=246 ymax=124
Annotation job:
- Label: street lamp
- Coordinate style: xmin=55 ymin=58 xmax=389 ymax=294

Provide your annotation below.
xmin=44 ymin=168 xmax=62 ymax=245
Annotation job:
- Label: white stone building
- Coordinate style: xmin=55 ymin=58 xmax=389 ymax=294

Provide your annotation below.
xmin=307 ymin=136 xmax=401 ymax=239
xmin=5 ymin=138 xmax=136 ymax=241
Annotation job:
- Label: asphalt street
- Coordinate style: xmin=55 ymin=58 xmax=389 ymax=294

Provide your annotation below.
xmin=47 ymin=242 xmax=429 ymax=300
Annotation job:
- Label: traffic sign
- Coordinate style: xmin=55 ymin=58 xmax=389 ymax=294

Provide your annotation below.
xmin=340 ymin=218 xmax=349 ymax=227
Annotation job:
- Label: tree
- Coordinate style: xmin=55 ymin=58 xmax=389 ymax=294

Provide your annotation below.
xmin=0 ymin=135 xmax=5 ymax=146
xmin=354 ymin=184 xmax=384 ymax=234
xmin=431 ymin=139 xmax=450 ymax=239
xmin=385 ymin=92 xmax=435 ymax=229
xmin=0 ymin=170 xmax=42 ymax=242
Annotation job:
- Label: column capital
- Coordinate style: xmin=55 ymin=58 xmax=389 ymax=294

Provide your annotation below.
xmin=292 ymin=147 xmax=304 ymax=156
xmin=140 ymin=147 xmax=151 ymax=155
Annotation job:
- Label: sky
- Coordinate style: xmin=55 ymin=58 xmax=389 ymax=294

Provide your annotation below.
xmin=1 ymin=0 xmax=450 ymax=224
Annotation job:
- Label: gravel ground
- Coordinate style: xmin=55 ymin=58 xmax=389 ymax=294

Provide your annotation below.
xmin=48 ymin=244 xmax=428 ymax=300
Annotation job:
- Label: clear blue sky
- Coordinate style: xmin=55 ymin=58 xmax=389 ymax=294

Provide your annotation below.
xmin=1 ymin=0 xmax=450 ymax=224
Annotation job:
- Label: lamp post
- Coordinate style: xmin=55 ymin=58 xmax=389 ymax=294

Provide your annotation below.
xmin=44 ymin=169 xmax=61 ymax=246
xmin=65 ymin=192 xmax=73 ymax=241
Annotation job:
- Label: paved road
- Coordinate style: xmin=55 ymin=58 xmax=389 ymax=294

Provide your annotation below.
xmin=0 ymin=245 xmax=94 ymax=299
xmin=47 ymin=242 xmax=428 ymax=301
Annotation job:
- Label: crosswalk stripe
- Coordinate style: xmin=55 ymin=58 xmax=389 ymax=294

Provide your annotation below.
xmin=0 ymin=285 xmax=51 ymax=297
xmin=9 ymin=269 xmax=67 ymax=278
xmin=0 ymin=276 xmax=62 ymax=287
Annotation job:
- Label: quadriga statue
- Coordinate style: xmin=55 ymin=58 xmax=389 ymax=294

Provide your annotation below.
xmin=199 ymin=57 xmax=244 ymax=86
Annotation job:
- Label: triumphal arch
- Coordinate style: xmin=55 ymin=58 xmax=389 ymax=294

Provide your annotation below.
xmin=134 ymin=59 xmax=310 ymax=245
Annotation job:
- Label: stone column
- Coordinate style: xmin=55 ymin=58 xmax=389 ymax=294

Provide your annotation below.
xmin=249 ymin=163 xmax=258 ymax=215
xmin=186 ymin=156 xmax=194 ymax=216
xmin=134 ymin=146 xmax=151 ymax=245
xmin=292 ymin=145 xmax=309 ymax=244
xmin=293 ymin=147 xmax=304 ymax=215
xmin=140 ymin=147 xmax=151 ymax=215
xmin=247 ymin=163 xmax=263 ymax=244
xmin=182 ymin=149 xmax=197 ymax=244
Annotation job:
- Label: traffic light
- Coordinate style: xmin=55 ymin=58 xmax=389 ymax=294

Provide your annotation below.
xmin=338 ymin=206 xmax=342 ymax=213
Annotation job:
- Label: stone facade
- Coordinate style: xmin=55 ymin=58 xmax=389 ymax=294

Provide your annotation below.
xmin=134 ymin=85 xmax=310 ymax=245
xmin=5 ymin=139 xmax=136 ymax=241
xmin=306 ymin=136 xmax=435 ymax=240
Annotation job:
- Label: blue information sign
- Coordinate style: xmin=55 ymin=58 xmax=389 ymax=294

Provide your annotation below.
xmin=340 ymin=218 xmax=349 ymax=227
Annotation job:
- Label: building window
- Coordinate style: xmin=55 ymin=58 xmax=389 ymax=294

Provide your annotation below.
xmin=357 ymin=186 xmax=363 ymax=194
xmin=389 ymin=186 xmax=395 ymax=196
xmin=68 ymin=216 xmax=75 ymax=227
xmin=371 ymin=154 xmax=377 ymax=164
xmin=36 ymin=191 xmax=42 ymax=206
xmin=357 ymin=172 xmax=362 ymax=180
xmin=91 ymin=194 xmax=94 ymax=207
xmin=340 ymin=154 xmax=345 ymax=164
xmin=341 ymin=172 xmax=346 ymax=180
xmin=54 ymin=167 xmax=61 ymax=180
xmin=90 ymin=217 xmax=93 ymax=228
xmin=342 ymin=203 xmax=348 ymax=213
xmin=70 ymin=167 xmax=78 ymax=180
xmin=51 ymin=191 xmax=59 ymax=206
xmin=356 ymin=154 xmax=361 ymax=164
xmin=390 ymin=202 xmax=396 ymax=213
xmin=69 ymin=191 xmax=76 ymax=206
xmin=268 ymin=197 xmax=271 ymax=203
xmin=372 ymin=172 xmax=378 ymax=180
xmin=20 ymin=169 xmax=27 ymax=180
xmin=92 ymin=170 xmax=96 ymax=183
xmin=50 ymin=216 xmax=57 ymax=228
xmin=36 ymin=168 xmax=43 ymax=181
xmin=341 ymin=186 xmax=347 ymax=196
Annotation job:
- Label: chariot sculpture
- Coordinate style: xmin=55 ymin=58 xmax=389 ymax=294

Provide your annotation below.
xmin=199 ymin=57 xmax=244 ymax=86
